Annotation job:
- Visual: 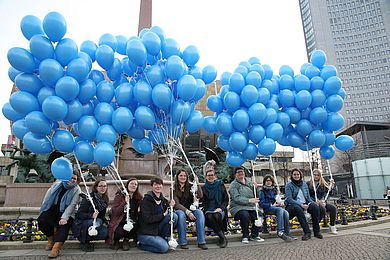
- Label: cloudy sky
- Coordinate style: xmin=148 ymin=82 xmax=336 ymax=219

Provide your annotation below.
xmin=0 ymin=0 xmax=308 ymax=158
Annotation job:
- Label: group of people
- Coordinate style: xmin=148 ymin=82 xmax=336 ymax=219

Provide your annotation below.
xmin=37 ymin=162 xmax=337 ymax=258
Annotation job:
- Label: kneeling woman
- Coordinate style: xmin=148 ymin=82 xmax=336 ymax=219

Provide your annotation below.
xmin=73 ymin=179 xmax=109 ymax=251
xmin=174 ymin=169 xmax=207 ymax=250
xmin=107 ymin=178 xmax=143 ymax=250
xmin=259 ymin=175 xmax=294 ymax=242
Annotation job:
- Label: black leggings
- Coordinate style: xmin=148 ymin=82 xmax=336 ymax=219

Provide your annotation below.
xmin=205 ymin=212 xmax=223 ymax=233
xmin=114 ymin=223 xmax=137 ymax=241
xmin=320 ymin=203 xmax=337 ymax=226
xmin=38 ymin=210 xmax=73 ymax=243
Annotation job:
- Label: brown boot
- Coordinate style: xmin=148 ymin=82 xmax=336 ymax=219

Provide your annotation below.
xmin=122 ymin=238 xmax=130 ymax=251
xmin=48 ymin=242 xmax=63 ymax=258
xmin=45 ymin=236 xmax=54 ymax=251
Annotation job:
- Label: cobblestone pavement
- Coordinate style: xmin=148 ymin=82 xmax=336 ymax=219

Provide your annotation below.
xmin=1 ymin=222 xmax=390 ymax=260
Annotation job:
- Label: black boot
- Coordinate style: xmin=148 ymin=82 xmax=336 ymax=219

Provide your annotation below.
xmin=217 ymin=231 xmax=228 ymax=248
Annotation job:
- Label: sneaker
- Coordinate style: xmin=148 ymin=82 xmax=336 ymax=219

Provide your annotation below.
xmin=314 ymin=233 xmax=323 ymax=239
xmin=330 ymin=226 xmax=338 ymax=235
xmin=249 ymin=236 xmax=265 ymax=242
xmin=241 ymin=238 xmax=249 ymax=244
xmin=301 ymin=233 xmax=311 ymax=241
xmin=197 ymin=243 xmax=208 ymax=250
xmin=278 ymin=232 xmax=294 ymax=242
xmin=285 ymin=233 xmax=298 ymax=240
xmin=180 ymin=244 xmax=189 ymax=249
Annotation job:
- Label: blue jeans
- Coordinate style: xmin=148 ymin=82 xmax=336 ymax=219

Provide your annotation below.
xmin=176 ymin=209 xmax=206 ymax=245
xmin=264 ymin=206 xmax=290 ymax=234
xmin=137 ymin=213 xmax=178 ymax=253
xmin=81 ymin=218 xmax=108 ymax=243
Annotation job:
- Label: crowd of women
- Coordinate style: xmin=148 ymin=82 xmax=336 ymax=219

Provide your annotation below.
xmin=38 ymin=161 xmax=337 ymax=258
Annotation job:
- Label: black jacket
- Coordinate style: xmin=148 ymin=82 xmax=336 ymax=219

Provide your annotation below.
xmin=137 ymin=191 xmax=169 ymax=236
xmin=201 ymin=182 xmax=229 ymax=232
xmin=307 ymin=181 xmax=327 ymax=200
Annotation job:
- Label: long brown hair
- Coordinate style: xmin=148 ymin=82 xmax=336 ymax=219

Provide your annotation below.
xmin=126 ymin=178 xmax=143 ymax=203
xmin=174 ymin=168 xmax=191 ymax=198
xmin=290 ymin=168 xmax=303 ymax=181
xmin=92 ymin=178 xmax=109 ymax=203
xmin=309 ymin=169 xmax=330 ymax=189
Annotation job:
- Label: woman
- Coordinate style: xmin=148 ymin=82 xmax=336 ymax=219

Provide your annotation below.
xmin=37 ymin=170 xmax=81 ymax=259
xmin=201 ymin=163 xmax=229 ymax=248
xmin=174 ymin=169 xmax=207 ymax=250
xmin=259 ymin=175 xmax=294 ymax=242
xmin=308 ymin=169 xmax=337 ymax=234
xmin=285 ymin=168 xmax=321 ymax=241
xmin=107 ymin=178 xmax=143 ymax=250
xmin=229 ymin=166 xmax=264 ymax=244
xmin=73 ymin=179 xmax=109 ymax=252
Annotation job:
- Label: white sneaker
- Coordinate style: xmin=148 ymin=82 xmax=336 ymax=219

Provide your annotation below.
xmin=330 ymin=226 xmax=338 ymax=234
xmin=250 ymin=236 xmax=265 ymax=242
xmin=241 ymin=238 xmax=249 ymax=244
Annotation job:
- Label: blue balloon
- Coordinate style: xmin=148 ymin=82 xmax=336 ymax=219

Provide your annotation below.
xmin=99 ymin=33 xmax=117 ymax=51
xmin=80 ymin=40 xmax=97 ymax=61
xmin=8 ymin=67 xmax=22 ymax=82
xmin=325 ymin=113 xmax=345 ymax=131
xmin=29 ymin=35 xmax=54 ymax=61
xmin=132 ymin=138 xmax=153 ymax=154
xmin=320 ymin=65 xmax=337 ymax=81
xmin=301 ymin=107 xmax=312 ymax=120
xmin=240 ymin=85 xmax=259 ymax=107
xmin=229 ymin=132 xmax=247 ymax=152
xmin=335 ymin=135 xmax=354 ymax=151
xmin=266 ymin=123 xmax=283 ymax=141
xmin=248 ymin=125 xmax=265 ymax=144
xmin=319 ymin=145 xmax=335 ymax=159
xmin=223 ymin=91 xmax=240 ymax=113
xmin=323 ymin=76 xmax=342 ymax=95
xmin=20 ymin=15 xmax=44 ymax=40
xmin=112 ymin=107 xmax=133 ymax=134
xmin=309 ymin=107 xmax=328 ymax=124
xmin=51 ymin=157 xmax=72 ymax=181
xmin=232 ymin=109 xmax=250 ymax=132
xmin=94 ymin=142 xmax=115 ymax=167
xmin=162 ymin=38 xmax=181 ymax=59
xmin=295 ymin=90 xmax=312 ymax=110
xmin=23 ymin=132 xmax=53 ymax=154
xmin=74 ymin=141 xmax=94 ymax=163
xmin=43 ymin=12 xmax=67 ymax=42
xmin=78 ymin=51 xmax=92 ymax=70
xmin=78 ymin=116 xmax=99 ymax=141
xmin=142 ymin=31 xmax=161 ymax=56
xmin=52 ymin=129 xmax=75 ymax=153
xmin=96 ymin=124 xmax=117 ymax=145
xmin=296 ymin=119 xmax=313 ymax=137
xmin=250 ymin=64 xmax=265 ymax=79
xmin=294 ymin=74 xmax=310 ymax=92
xmin=308 ymin=130 xmax=326 ymax=148
xmin=203 ymin=116 xmax=218 ymax=133
xmin=134 ymin=80 xmax=152 ymax=105
xmin=310 ymin=76 xmax=324 ymax=91
xmin=94 ymin=102 xmax=114 ymax=125
xmin=116 ymin=35 xmax=128 ymax=55
xmin=152 ymin=83 xmax=172 ymax=110
xmin=217 ymin=135 xmax=231 ymax=152
xmin=63 ymin=100 xmax=82 ymax=124
xmin=165 ymin=55 xmax=185 ymax=80
xmin=257 ymin=87 xmax=271 ymax=105
xmin=262 ymin=64 xmax=273 ymax=80
xmin=326 ymin=94 xmax=343 ymax=112
xmin=338 ymin=88 xmax=346 ymax=99
xmin=14 ymin=73 xmax=42 ymax=95
xmin=287 ymin=131 xmax=305 ymax=148
xmin=220 ymin=72 xmax=232 ymax=85
xmin=88 ymin=69 xmax=105 ymax=85
xmin=248 ymin=103 xmax=267 ymax=124
xmin=262 ymin=108 xmax=278 ymax=127
xmin=67 ymin=58 xmax=90 ymax=83
xmin=189 ymin=66 xmax=202 ymax=79
xmin=177 ymin=75 xmax=197 ymax=101
xmin=219 ymin=85 xmax=230 ymax=100
xmin=305 ymin=65 xmax=320 ymax=79
xmin=285 ymin=107 xmax=301 ymax=124
xmin=182 ymin=45 xmax=200 ymax=66
xmin=258 ymin=138 xmax=276 ymax=156
xmin=126 ymin=38 xmax=147 ymax=66
xmin=202 ymin=65 xmax=217 ymax=84
xmin=323 ymin=132 xmax=336 ymax=146
xmin=127 ymin=123 xmax=145 ymax=139
xmin=135 ymin=106 xmax=156 ymax=130
xmin=41 ymin=96 xmax=68 ymax=121
xmin=146 ymin=64 xmax=165 ymax=87
xmin=55 ymin=38 xmax=78 ymax=66
xmin=150 ymin=26 xmax=166 ymax=42
xmin=248 ymin=57 xmax=260 ymax=65
xmin=12 ymin=119 xmax=29 ymax=140
xmin=242 ymin=143 xmax=258 ymax=160
xmin=37 ymin=87 xmax=55 ymax=105
xmin=216 ymin=114 xmax=233 ymax=136
xmin=310 ymin=50 xmax=327 ymax=68
xmin=172 ymin=100 xmax=191 ymax=124
xmin=55 ymin=76 xmax=79 ymax=102
xmin=81 ymin=101 xmax=95 ymax=116
xmin=279 ymin=89 xmax=295 ymax=108
xmin=7 ymin=47 xmax=37 ymax=73
xmin=39 ymin=59 xmax=64 ymax=87
xmin=311 ymin=89 xmax=326 ymax=108
xmin=96 ymin=80 xmax=114 ymax=103
xmin=277 ymin=112 xmax=291 ymax=128
xmin=78 ymin=79 xmax=96 ymax=104
xmin=229 ymin=73 xmax=245 ymax=94
xmin=25 ymin=111 xmax=52 ymax=135
xmin=95 ymin=45 xmax=114 ymax=70
xmin=279 ymin=75 xmax=294 ymax=90
xmin=207 ymin=95 xmax=224 ymax=113
xmin=226 ymin=151 xmax=245 ymax=167
xmin=185 ymin=110 xmax=204 ymax=133
xmin=245 ymin=71 xmax=262 ymax=88
xmin=106 ymin=58 xmax=122 ymax=81
xmin=9 ymin=91 xmax=40 ymax=116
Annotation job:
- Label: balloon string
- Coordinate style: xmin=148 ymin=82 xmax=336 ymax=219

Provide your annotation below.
xmin=250 ymin=160 xmax=260 ymax=220
xmin=324 ymin=160 xmax=334 ymax=201
xmin=306 ymin=142 xmax=318 ymax=202
xmin=74 ymin=154 xmax=97 ymax=214
xmin=269 ymin=156 xmax=281 ymax=194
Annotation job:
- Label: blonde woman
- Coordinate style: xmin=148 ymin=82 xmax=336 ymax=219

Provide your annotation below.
xmin=307 ymin=169 xmax=337 ymax=234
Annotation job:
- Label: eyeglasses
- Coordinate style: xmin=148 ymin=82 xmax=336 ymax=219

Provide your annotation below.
xmin=292 ymin=173 xmax=300 ymax=176
xmin=265 ymin=179 xmax=273 ymax=182
xmin=236 ymin=170 xmax=244 ymax=174
xmin=98 ymin=185 xmax=107 ymax=188
xmin=71 ymin=177 xmax=77 ymax=181
xmin=206 ymin=174 xmax=215 ymax=177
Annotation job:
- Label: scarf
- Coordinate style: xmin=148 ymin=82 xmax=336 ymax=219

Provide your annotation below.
xmin=92 ymin=192 xmax=108 ymax=212
xmin=262 ymin=184 xmax=274 ymax=190
xmin=291 ymin=178 xmax=303 ymax=187
xmin=40 ymin=181 xmax=78 ymax=213
xmin=204 ymin=179 xmax=222 ymax=207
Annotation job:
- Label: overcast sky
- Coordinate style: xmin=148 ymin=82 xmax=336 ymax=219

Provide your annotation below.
xmin=0 ymin=0 xmax=308 ymax=159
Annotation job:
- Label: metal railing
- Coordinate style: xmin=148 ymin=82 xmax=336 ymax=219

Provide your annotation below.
xmin=350 ymin=142 xmax=390 ymax=161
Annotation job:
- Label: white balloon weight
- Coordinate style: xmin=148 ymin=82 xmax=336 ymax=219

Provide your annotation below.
xmin=88 ymin=225 xmax=98 ymax=236
xmin=168 ymin=238 xmax=178 ymax=250
xmin=254 ymin=218 xmax=263 ymax=227
xmin=123 ymin=222 xmax=134 ymax=232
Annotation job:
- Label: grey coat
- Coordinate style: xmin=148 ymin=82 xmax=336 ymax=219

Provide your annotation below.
xmin=229 ymin=177 xmax=258 ymax=217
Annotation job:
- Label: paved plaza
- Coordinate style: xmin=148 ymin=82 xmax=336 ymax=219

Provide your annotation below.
xmin=1 ymin=217 xmax=390 ymax=260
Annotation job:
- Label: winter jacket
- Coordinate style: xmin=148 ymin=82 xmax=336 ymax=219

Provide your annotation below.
xmin=285 ymin=181 xmax=314 ymax=207
xmin=259 ymin=187 xmax=278 ymax=210
xmin=307 ymin=181 xmax=327 ymax=200
xmin=229 ymin=177 xmax=257 ymax=217
xmin=174 ymin=182 xmax=203 ymax=212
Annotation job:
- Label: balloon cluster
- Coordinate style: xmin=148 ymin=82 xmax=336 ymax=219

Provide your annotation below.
xmin=2 ymin=12 xmax=216 ymax=175
xmin=205 ymin=50 xmax=354 ymax=166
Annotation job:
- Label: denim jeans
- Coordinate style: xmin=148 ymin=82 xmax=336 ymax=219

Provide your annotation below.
xmin=81 ymin=218 xmax=108 ymax=243
xmin=234 ymin=210 xmax=260 ymax=239
xmin=264 ymin=206 xmax=290 ymax=234
xmin=176 ymin=209 xmax=206 ymax=245
xmin=137 ymin=213 xmax=178 ymax=254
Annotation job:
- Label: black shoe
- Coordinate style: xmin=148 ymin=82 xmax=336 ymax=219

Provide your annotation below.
xmin=314 ymin=233 xmax=323 ymax=239
xmin=122 ymin=238 xmax=130 ymax=251
xmin=302 ymin=233 xmax=311 ymax=241
xmin=198 ymin=243 xmax=208 ymax=250
xmin=80 ymin=242 xmax=94 ymax=252
xmin=180 ymin=244 xmax=189 ymax=249
xmin=217 ymin=231 xmax=228 ymax=248
xmin=110 ymin=241 xmax=121 ymax=250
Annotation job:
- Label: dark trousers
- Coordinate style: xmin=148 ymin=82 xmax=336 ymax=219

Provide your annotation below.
xmin=38 ymin=210 xmax=73 ymax=243
xmin=234 ymin=210 xmax=260 ymax=239
xmin=205 ymin=212 xmax=224 ymax=233
xmin=114 ymin=223 xmax=137 ymax=241
xmin=320 ymin=203 xmax=337 ymax=226
xmin=286 ymin=203 xmax=320 ymax=235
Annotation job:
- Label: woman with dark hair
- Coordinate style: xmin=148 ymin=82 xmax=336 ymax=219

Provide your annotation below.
xmin=73 ymin=179 xmax=109 ymax=252
xmin=38 ymin=170 xmax=81 ymax=258
xmin=259 ymin=175 xmax=294 ymax=242
xmin=308 ymin=169 xmax=337 ymax=234
xmin=174 ymin=169 xmax=207 ymax=250
xmin=285 ymin=169 xmax=321 ymax=241
xmin=107 ymin=178 xmax=143 ymax=250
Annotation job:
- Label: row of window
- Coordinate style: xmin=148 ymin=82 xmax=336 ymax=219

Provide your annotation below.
xmin=346 ymin=114 xmax=388 ymax=123
xmin=333 ymin=28 xmax=386 ymax=41
xmin=335 ymin=43 xmax=389 ymax=56
xmin=338 ymin=64 xmax=389 ymax=74
xmin=343 ymin=78 xmax=389 ymax=87
xmin=327 ymin=1 xmax=380 ymax=12
xmin=332 ymin=21 xmax=384 ymax=35
xmin=339 ymin=71 xmax=390 ymax=79
xmin=334 ymin=36 xmax=387 ymax=48
xmin=336 ymin=50 xmax=390 ymax=63
xmin=344 ymin=84 xmax=390 ymax=93
xmin=328 ymin=6 xmax=380 ymax=19
xmin=346 ymin=106 xmax=389 ymax=115
xmin=331 ymin=21 xmax=385 ymax=32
